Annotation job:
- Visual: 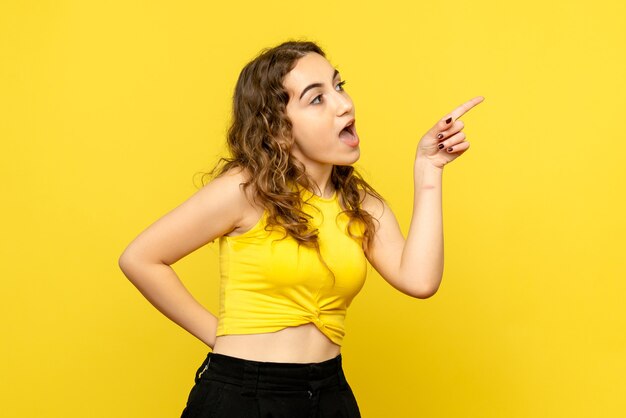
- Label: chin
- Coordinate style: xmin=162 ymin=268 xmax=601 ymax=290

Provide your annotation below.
xmin=339 ymin=150 xmax=360 ymax=165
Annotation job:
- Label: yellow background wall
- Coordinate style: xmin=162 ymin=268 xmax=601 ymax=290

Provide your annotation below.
xmin=2 ymin=1 xmax=625 ymax=417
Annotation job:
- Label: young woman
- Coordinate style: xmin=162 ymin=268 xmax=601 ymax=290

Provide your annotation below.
xmin=118 ymin=40 xmax=483 ymax=418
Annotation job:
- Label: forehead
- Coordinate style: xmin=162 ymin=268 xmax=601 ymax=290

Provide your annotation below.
xmin=283 ymin=53 xmax=336 ymax=97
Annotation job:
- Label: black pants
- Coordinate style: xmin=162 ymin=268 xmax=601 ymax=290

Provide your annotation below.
xmin=180 ymin=351 xmax=361 ymax=418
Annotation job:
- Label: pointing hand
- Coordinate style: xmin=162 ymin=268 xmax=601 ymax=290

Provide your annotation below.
xmin=417 ymin=96 xmax=485 ymax=169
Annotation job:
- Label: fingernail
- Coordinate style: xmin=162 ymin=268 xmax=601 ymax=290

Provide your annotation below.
xmin=447 ymin=147 xmax=453 ymax=152
xmin=437 ymin=133 xmax=443 ymax=139
xmin=438 ymin=143 xmax=444 ymax=149
xmin=445 ymin=117 xmax=452 ymax=124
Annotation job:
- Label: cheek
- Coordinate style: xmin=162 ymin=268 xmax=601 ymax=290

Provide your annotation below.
xmin=290 ymin=117 xmax=337 ymax=155
xmin=293 ymin=123 xmax=322 ymax=147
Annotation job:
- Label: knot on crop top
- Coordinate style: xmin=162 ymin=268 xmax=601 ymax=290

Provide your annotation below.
xmin=216 ymin=188 xmax=368 ymax=346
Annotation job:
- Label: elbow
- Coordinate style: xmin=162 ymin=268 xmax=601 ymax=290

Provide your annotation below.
xmin=118 ymin=250 xmax=140 ymax=280
xmin=408 ymin=280 xmax=440 ymax=299
xmin=411 ymin=288 xmax=437 ymax=299
xmin=118 ymin=250 xmax=168 ymax=285
xmin=118 ymin=252 xmax=131 ymax=277
xmin=118 ymin=252 xmax=147 ymax=287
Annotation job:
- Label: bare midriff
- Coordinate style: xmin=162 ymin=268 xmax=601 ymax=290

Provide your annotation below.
xmin=212 ymin=322 xmax=341 ymax=363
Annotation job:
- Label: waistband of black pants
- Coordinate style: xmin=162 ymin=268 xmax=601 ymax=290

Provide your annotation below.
xmin=195 ymin=351 xmax=348 ymax=394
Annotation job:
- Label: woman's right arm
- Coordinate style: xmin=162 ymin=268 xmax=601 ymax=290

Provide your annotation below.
xmin=118 ymin=168 xmax=249 ymax=349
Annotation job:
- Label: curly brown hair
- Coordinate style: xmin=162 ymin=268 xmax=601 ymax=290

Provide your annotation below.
xmin=198 ymin=39 xmax=385 ymax=258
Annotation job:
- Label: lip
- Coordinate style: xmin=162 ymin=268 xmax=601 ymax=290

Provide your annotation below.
xmin=339 ymin=118 xmax=357 ymax=139
xmin=338 ymin=118 xmax=359 ymax=147
xmin=340 ymin=118 xmax=356 ymax=134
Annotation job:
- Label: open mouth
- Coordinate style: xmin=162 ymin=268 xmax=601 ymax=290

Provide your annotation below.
xmin=339 ymin=120 xmax=359 ymax=147
xmin=339 ymin=120 xmax=356 ymax=138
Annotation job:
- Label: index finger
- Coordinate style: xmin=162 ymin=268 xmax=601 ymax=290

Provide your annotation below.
xmin=442 ymin=96 xmax=484 ymax=124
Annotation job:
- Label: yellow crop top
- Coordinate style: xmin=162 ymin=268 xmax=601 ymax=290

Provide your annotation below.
xmin=215 ymin=187 xmax=368 ymax=346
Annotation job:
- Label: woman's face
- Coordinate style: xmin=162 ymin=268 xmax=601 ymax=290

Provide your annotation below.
xmin=283 ymin=53 xmax=360 ymax=172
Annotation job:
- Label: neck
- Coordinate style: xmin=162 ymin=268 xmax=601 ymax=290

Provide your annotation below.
xmin=304 ymin=163 xmax=334 ymax=198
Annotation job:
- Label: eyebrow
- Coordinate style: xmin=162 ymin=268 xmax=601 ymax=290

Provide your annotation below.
xmin=298 ymin=68 xmax=341 ymax=101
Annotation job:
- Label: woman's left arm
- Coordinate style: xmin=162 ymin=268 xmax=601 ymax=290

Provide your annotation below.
xmin=364 ymin=96 xmax=484 ymax=298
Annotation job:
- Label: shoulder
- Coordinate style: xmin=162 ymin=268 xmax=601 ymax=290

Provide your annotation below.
xmin=357 ymin=188 xmax=386 ymax=221
xmin=210 ymin=166 xmax=265 ymax=236
xmin=199 ymin=166 xmax=243 ymax=201
xmin=212 ymin=165 xmax=247 ymax=186
xmin=207 ymin=165 xmax=260 ymax=209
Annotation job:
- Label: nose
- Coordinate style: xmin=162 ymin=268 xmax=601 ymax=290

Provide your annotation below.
xmin=334 ymin=90 xmax=353 ymax=115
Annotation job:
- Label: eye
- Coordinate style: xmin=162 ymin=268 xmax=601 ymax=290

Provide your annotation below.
xmin=310 ymin=80 xmax=348 ymax=105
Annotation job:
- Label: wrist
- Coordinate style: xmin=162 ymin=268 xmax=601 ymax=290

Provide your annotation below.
xmin=415 ymin=154 xmax=444 ymax=173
